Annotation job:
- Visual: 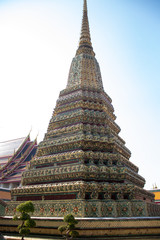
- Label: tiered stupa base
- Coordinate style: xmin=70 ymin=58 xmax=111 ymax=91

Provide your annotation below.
xmin=5 ymin=199 xmax=160 ymax=218
xmin=6 ymin=181 xmax=160 ymax=217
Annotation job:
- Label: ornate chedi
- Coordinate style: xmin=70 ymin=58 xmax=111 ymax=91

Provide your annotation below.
xmin=6 ymin=0 xmax=160 ymax=218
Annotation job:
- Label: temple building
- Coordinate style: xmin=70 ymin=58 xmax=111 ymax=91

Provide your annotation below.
xmin=150 ymin=186 xmax=160 ymax=205
xmin=6 ymin=0 xmax=160 ymax=217
xmin=0 ymin=135 xmax=37 ymax=201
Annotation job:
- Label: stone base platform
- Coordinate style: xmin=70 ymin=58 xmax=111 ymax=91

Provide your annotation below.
xmin=3 ymin=236 xmax=160 ymax=240
xmin=1 ymin=216 xmax=160 ymax=238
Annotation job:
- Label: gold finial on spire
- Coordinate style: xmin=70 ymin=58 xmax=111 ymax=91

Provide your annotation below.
xmin=76 ymin=0 xmax=95 ymax=56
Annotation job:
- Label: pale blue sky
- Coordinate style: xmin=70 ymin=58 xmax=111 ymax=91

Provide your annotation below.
xmin=0 ymin=0 xmax=160 ymax=189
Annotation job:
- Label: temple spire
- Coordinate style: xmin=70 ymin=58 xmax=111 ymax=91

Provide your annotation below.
xmin=76 ymin=0 xmax=95 ymax=56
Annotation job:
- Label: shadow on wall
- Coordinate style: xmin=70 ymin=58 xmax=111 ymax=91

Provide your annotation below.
xmin=0 ymin=233 xmax=5 ymax=240
xmin=0 ymin=200 xmax=7 ymax=216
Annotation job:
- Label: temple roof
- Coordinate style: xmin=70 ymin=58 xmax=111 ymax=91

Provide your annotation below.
xmin=0 ymin=136 xmax=37 ymax=188
xmin=0 ymin=137 xmax=26 ymax=158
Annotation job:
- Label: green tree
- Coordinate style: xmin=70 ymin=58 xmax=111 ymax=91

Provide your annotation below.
xmin=58 ymin=214 xmax=79 ymax=240
xmin=13 ymin=201 xmax=36 ymax=240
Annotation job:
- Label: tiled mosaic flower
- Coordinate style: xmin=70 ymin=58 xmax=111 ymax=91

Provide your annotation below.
xmin=92 ymin=207 xmax=97 ymax=212
xmin=123 ymin=207 xmax=128 ymax=212
xmin=138 ymin=207 xmax=143 ymax=212
xmin=40 ymin=207 xmax=44 ymax=213
xmin=107 ymin=207 xmax=112 ymax=212
xmin=61 ymin=207 xmax=66 ymax=213
xmin=85 ymin=207 xmax=88 ymax=212
xmin=5 ymin=207 xmax=9 ymax=213
xmin=73 ymin=207 xmax=79 ymax=213
xmin=50 ymin=208 xmax=55 ymax=213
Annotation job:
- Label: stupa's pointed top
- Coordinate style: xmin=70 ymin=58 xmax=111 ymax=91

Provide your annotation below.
xmin=76 ymin=0 xmax=95 ymax=56
xmin=83 ymin=0 xmax=87 ymax=11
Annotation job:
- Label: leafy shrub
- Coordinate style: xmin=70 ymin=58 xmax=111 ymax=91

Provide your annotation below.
xmin=13 ymin=201 xmax=36 ymax=240
xmin=58 ymin=214 xmax=79 ymax=240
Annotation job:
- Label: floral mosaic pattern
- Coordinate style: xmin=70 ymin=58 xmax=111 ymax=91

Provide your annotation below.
xmin=6 ymin=199 xmax=159 ymax=217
